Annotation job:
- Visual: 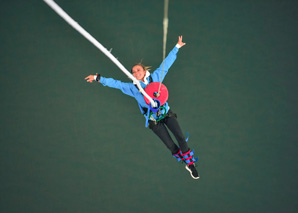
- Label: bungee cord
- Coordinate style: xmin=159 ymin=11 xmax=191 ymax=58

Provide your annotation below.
xmin=43 ymin=0 xmax=157 ymax=108
xmin=157 ymin=0 xmax=169 ymax=97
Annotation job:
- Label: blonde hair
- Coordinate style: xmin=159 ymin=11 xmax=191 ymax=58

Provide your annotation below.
xmin=131 ymin=61 xmax=151 ymax=72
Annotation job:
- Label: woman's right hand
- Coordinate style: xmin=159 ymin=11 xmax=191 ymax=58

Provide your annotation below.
xmin=85 ymin=75 xmax=96 ymax=83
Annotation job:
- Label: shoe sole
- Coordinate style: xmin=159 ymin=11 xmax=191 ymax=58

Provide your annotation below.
xmin=185 ymin=165 xmax=200 ymax=179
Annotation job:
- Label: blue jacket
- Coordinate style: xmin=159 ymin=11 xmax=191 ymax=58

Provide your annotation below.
xmin=100 ymin=46 xmax=179 ymax=120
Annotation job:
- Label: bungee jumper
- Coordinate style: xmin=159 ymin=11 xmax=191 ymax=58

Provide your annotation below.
xmin=43 ymin=0 xmax=199 ymax=179
xmin=85 ymin=36 xmax=199 ymax=179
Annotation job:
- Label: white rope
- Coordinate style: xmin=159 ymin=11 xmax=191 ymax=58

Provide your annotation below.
xmin=43 ymin=0 xmax=157 ymax=107
xmin=157 ymin=0 xmax=169 ymax=96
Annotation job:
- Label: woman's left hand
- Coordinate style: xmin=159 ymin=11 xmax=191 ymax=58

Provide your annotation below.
xmin=177 ymin=35 xmax=186 ymax=47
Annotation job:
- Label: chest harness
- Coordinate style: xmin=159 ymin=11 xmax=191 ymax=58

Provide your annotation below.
xmin=134 ymin=75 xmax=168 ymax=127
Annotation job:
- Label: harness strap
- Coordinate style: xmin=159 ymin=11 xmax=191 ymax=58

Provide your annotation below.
xmin=181 ymin=149 xmax=199 ymax=166
xmin=173 ymin=149 xmax=184 ymax=162
xmin=134 ymin=75 xmax=167 ymax=126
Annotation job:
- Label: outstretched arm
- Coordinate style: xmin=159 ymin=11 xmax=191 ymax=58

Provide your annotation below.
xmin=84 ymin=74 xmax=135 ymax=97
xmin=151 ymin=35 xmax=185 ymax=81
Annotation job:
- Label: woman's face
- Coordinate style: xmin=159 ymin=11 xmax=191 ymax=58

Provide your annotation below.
xmin=132 ymin=65 xmax=146 ymax=81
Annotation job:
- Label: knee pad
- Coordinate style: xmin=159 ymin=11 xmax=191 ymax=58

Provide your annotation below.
xmin=182 ymin=149 xmax=198 ymax=165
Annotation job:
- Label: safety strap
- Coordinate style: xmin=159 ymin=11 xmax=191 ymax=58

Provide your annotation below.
xmin=181 ymin=149 xmax=199 ymax=166
xmin=134 ymin=75 xmax=167 ymax=127
xmin=172 ymin=149 xmax=184 ymax=162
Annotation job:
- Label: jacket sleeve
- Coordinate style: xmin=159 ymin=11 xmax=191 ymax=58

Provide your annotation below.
xmin=151 ymin=46 xmax=179 ymax=82
xmin=100 ymin=77 xmax=135 ymax=97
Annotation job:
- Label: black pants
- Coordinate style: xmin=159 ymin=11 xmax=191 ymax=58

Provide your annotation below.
xmin=149 ymin=110 xmax=189 ymax=154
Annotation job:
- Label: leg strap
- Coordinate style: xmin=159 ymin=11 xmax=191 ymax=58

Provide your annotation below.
xmin=181 ymin=149 xmax=199 ymax=165
xmin=172 ymin=149 xmax=184 ymax=162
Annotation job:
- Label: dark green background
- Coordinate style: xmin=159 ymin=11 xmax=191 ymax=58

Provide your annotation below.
xmin=1 ymin=0 xmax=298 ymax=212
